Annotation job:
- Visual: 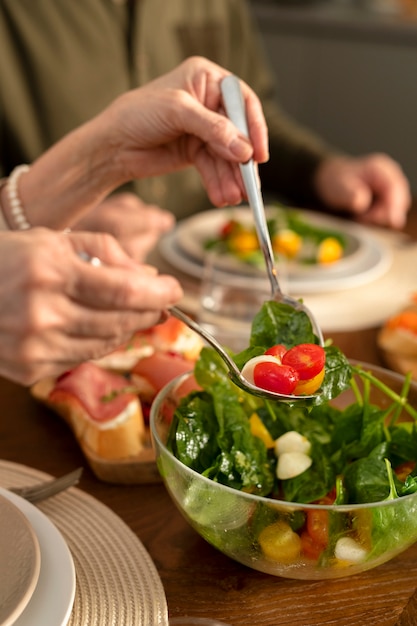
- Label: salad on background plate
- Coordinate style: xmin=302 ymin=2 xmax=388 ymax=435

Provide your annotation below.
xmin=161 ymin=205 xmax=392 ymax=294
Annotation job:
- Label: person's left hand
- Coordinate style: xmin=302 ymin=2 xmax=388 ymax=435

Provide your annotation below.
xmin=313 ymin=153 xmax=411 ymax=229
xmin=73 ymin=192 xmax=174 ymax=261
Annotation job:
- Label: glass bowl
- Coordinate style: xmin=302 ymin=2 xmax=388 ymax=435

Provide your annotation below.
xmin=150 ymin=363 xmax=417 ymax=580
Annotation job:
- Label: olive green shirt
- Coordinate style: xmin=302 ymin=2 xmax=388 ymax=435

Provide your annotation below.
xmin=0 ymin=0 xmax=334 ymax=218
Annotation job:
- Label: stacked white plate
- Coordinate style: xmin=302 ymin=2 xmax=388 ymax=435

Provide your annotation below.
xmin=0 ymin=461 xmax=169 ymax=626
xmin=0 ymin=488 xmax=75 ymax=626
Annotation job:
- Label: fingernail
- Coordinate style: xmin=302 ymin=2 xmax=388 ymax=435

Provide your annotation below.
xmin=229 ymin=136 xmax=252 ymax=159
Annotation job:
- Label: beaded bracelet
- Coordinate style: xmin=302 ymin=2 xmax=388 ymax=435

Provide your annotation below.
xmin=6 ymin=164 xmax=31 ymax=230
xmin=0 ymin=177 xmax=9 ymax=230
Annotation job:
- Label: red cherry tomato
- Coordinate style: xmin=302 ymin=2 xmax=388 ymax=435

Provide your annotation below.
xmin=300 ymin=530 xmax=323 ymax=561
xmin=306 ymin=509 xmax=329 ymax=547
xmin=264 ymin=344 xmax=287 ymax=362
xmin=220 ymin=219 xmax=239 ymax=239
xmin=282 ymin=344 xmax=325 ymax=381
xmin=253 ymin=362 xmax=299 ymax=395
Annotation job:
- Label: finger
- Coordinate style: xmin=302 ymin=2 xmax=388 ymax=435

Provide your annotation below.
xmin=0 ymin=327 xmax=150 ymax=385
xmin=118 ymin=232 xmax=165 ymax=262
xmin=191 ymin=141 xmax=244 ymax=207
xmin=240 ymin=82 xmax=269 ymax=164
xmin=175 ymin=94 xmax=255 ymax=162
xmin=199 ymin=72 xmax=269 ymax=164
xmin=67 ymin=231 xmax=140 ymax=270
xmin=68 ymin=307 xmax=165 ymax=341
xmin=68 ymin=262 xmax=183 ymax=311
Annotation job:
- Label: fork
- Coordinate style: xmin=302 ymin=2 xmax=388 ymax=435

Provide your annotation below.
xmin=220 ymin=75 xmax=324 ymax=347
xmin=9 ymin=467 xmax=83 ymax=503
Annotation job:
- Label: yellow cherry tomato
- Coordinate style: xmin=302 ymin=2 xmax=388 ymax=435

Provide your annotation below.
xmin=272 ymin=229 xmax=302 ymax=259
xmin=317 ymin=237 xmax=343 ymax=264
xmin=249 ymin=413 xmax=275 ymax=448
xmin=228 ymin=230 xmax=259 ymax=255
xmin=294 ymin=367 xmax=325 ymax=395
xmin=258 ymin=520 xmax=301 ymax=563
xmin=352 ymin=509 xmax=373 ymax=552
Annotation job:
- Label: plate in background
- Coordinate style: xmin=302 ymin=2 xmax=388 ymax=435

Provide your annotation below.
xmin=159 ymin=220 xmax=392 ymax=294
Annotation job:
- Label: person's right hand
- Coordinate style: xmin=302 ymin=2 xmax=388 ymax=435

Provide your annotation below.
xmin=16 ymin=56 xmax=269 ymax=231
xmin=0 ymin=228 xmax=183 ymax=385
xmin=97 ymin=55 xmax=269 ymax=208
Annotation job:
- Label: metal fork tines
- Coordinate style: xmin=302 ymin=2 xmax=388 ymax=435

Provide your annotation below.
xmin=9 ymin=467 xmax=83 ymax=503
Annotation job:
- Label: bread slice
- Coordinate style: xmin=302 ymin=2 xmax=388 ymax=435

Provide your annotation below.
xmin=378 ymin=299 xmax=417 ymax=380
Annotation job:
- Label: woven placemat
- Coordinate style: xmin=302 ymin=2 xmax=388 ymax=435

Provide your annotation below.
xmin=0 ymin=461 xmax=169 ymax=626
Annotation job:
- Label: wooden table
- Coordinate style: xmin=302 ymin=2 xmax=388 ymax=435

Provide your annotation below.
xmin=1 ymin=207 xmax=417 ymax=626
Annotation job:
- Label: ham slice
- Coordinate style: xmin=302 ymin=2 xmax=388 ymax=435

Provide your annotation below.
xmin=35 ymin=362 xmax=146 ymax=461
xmin=131 ymin=351 xmax=196 ymax=403
xmin=49 ymin=362 xmax=137 ymax=423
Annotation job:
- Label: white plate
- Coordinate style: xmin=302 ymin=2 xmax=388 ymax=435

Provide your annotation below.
xmin=0 ymin=488 xmax=76 ymax=626
xmin=0 ymin=495 xmax=41 ymax=626
xmin=159 ymin=226 xmax=392 ymax=295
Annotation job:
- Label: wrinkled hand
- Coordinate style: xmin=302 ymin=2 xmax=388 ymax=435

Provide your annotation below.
xmin=313 ymin=153 xmax=411 ymax=229
xmin=73 ymin=193 xmax=174 ymax=261
xmin=101 ymin=55 xmax=269 ymax=207
xmin=0 ymin=228 xmax=182 ymax=385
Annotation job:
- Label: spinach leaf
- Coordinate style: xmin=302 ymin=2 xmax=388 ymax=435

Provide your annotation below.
xmin=343 ymin=443 xmax=392 ymax=503
xmin=170 ymin=392 xmax=220 ymax=473
xmin=205 ymin=381 xmax=274 ymax=495
xmin=389 ymin=422 xmax=417 ymax=465
xmin=250 ymin=301 xmax=317 ymax=348
xmin=314 ymin=345 xmax=352 ymax=405
xmin=329 ymin=403 xmax=386 ymax=472
xmin=281 ymin=441 xmax=335 ymax=503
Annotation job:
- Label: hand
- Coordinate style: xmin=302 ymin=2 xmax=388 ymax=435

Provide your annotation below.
xmin=73 ymin=193 xmax=175 ymax=261
xmin=313 ymin=153 xmax=411 ymax=229
xmin=20 ymin=56 xmax=269 ymax=229
xmin=99 ymin=55 xmax=269 ymax=207
xmin=0 ymin=228 xmax=183 ymax=385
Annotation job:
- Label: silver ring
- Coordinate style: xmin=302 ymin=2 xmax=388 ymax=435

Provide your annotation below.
xmin=78 ymin=251 xmax=102 ymax=267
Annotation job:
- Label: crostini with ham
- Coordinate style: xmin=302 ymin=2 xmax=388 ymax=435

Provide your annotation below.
xmin=378 ymin=292 xmax=417 ymax=379
xmin=32 ymin=362 xmax=146 ymax=461
xmin=31 ymin=315 xmax=203 ymax=480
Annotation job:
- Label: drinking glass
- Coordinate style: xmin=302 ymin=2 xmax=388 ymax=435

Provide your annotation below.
xmin=197 ymin=250 xmax=286 ymax=353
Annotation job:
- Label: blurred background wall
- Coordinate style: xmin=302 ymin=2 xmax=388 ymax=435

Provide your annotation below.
xmin=249 ymin=1 xmax=417 ymax=194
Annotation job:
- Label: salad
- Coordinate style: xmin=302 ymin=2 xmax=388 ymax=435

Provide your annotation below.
xmin=164 ymin=302 xmax=417 ymax=572
xmin=203 ymin=206 xmax=347 ymax=267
